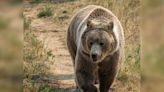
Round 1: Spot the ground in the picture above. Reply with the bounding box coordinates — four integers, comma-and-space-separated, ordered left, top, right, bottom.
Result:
24, 0, 140, 92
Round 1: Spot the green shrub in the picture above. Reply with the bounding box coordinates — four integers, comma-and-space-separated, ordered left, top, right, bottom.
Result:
24, 30, 55, 76
24, 17, 31, 30
31, 0, 43, 3
37, 6, 53, 18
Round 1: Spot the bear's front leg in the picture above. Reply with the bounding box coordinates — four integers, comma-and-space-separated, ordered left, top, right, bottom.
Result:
75, 53, 97, 92
98, 69, 117, 92
76, 70, 97, 92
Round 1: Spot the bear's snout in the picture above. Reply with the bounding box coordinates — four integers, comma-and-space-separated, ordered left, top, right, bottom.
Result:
91, 53, 98, 62
90, 44, 102, 62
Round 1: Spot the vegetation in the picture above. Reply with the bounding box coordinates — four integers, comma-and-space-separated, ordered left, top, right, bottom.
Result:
30, 0, 44, 3
24, 30, 54, 76
24, 17, 31, 30
87, 0, 141, 85
24, 17, 55, 91
24, 0, 141, 91
37, 5, 53, 18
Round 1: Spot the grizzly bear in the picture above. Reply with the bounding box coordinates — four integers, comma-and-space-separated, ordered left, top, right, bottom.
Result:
67, 5, 124, 92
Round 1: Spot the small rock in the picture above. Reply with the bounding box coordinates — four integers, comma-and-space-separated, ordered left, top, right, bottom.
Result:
63, 10, 67, 14
58, 15, 69, 20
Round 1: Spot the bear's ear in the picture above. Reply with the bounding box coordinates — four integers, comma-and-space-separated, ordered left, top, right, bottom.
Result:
107, 21, 114, 30
87, 20, 93, 29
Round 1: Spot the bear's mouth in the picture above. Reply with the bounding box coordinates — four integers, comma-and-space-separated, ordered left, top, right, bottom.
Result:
90, 54, 99, 63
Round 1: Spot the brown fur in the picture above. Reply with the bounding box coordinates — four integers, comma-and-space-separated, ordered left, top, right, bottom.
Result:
67, 5, 124, 92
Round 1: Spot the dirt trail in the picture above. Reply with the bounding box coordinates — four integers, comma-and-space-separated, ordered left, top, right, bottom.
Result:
24, 1, 140, 92
32, 17, 75, 89
24, 2, 80, 89
24, 2, 116, 91
38, 28, 75, 87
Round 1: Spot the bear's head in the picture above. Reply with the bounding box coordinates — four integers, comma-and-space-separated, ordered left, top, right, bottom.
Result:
81, 18, 118, 63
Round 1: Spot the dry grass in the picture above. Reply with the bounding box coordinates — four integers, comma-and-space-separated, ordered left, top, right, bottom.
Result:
23, 0, 141, 92
24, 16, 54, 76
87, 0, 141, 90
23, 17, 55, 91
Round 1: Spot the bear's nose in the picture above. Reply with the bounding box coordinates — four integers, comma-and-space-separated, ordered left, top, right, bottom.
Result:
92, 53, 97, 61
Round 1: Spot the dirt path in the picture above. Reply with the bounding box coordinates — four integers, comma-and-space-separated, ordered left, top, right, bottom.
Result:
24, 2, 81, 89
37, 29, 75, 87
24, 2, 117, 91
24, 1, 140, 92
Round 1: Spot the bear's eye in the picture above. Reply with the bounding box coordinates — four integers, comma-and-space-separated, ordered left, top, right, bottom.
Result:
100, 42, 104, 46
90, 42, 93, 46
